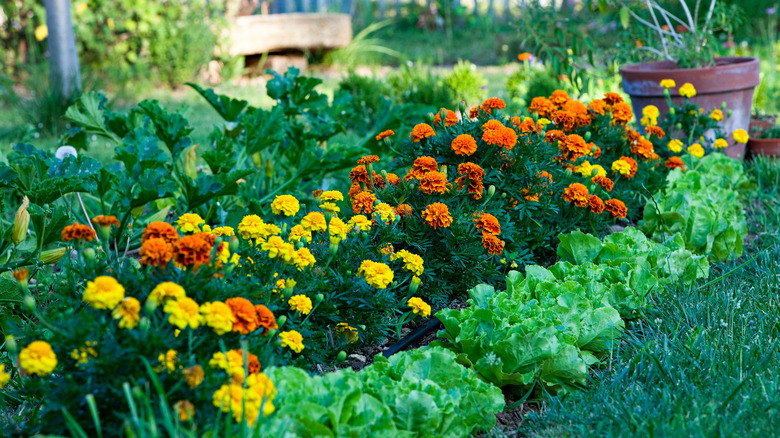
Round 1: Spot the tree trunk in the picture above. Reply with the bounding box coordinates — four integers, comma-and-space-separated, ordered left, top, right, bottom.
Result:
45, 0, 81, 100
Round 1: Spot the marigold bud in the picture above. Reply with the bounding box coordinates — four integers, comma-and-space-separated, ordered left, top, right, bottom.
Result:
12, 196, 30, 246
22, 295, 36, 312
721, 101, 727, 111
337, 351, 347, 362
584, 131, 591, 141
277, 315, 287, 328
315, 293, 324, 305
251, 152, 263, 169
458, 100, 467, 114
4, 335, 17, 354
265, 158, 273, 178
487, 185, 496, 197
82, 247, 96, 261
669, 106, 675, 115
409, 276, 421, 294
427, 112, 435, 123
38, 247, 66, 264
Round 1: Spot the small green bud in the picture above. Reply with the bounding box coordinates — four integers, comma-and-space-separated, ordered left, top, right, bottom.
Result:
22, 295, 36, 312
144, 299, 158, 315
669, 107, 676, 115
315, 294, 324, 305
4, 335, 17, 354
427, 112, 435, 123
458, 100, 467, 114
721, 101, 727, 111
337, 351, 347, 362
251, 152, 263, 169
267, 328, 277, 338
676, 123, 683, 131
584, 131, 592, 141
139, 317, 151, 334
487, 185, 496, 197
276, 315, 287, 329
82, 247, 96, 261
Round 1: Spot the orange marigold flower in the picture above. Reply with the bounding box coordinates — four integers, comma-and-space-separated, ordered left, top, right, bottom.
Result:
563, 183, 589, 208
611, 102, 633, 125
521, 188, 540, 202
589, 99, 607, 115
455, 162, 485, 199
140, 237, 174, 267
645, 125, 666, 138
312, 189, 324, 199
619, 156, 638, 178
482, 126, 517, 150
419, 171, 449, 195
375, 130, 395, 141
605, 199, 628, 219
451, 134, 477, 156
550, 89, 571, 107
92, 215, 120, 227
352, 191, 377, 214
480, 97, 506, 114
560, 134, 590, 159
405, 156, 438, 181
372, 172, 387, 190
348, 182, 362, 200
631, 137, 656, 159
357, 155, 380, 165
539, 170, 554, 185
143, 222, 180, 244
386, 173, 400, 185
255, 304, 278, 335
173, 235, 212, 268
516, 117, 538, 136
469, 106, 480, 119
349, 165, 372, 185
552, 110, 577, 131
589, 195, 605, 214
482, 232, 505, 255
421, 202, 453, 229
592, 174, 614, 192
665, 156, 685, 170
474, 213, 501, 235
529, 96, 555, 117
603, 92, 624, 106
410, 123, 436, 142
482, 119, 505, 131
433, 108, 458, 127
61, 223, 96, 242
396, 204, 413, 219
225, 297, 259, 335
517, 52, 533, 61
545, 129, 565, 145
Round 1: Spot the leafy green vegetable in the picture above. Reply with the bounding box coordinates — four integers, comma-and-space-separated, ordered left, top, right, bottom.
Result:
264, 347, 503, 437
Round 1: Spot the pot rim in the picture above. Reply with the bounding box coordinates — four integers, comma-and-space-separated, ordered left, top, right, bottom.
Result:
619, 56, 759, 75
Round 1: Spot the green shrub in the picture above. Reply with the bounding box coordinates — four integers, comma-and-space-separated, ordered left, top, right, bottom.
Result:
442, 60, 487, 106
386, 62, 454, 108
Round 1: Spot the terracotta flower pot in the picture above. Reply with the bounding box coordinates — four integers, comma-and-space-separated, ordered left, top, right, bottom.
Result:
620, 57, 760, 160
748, 138, 780, 158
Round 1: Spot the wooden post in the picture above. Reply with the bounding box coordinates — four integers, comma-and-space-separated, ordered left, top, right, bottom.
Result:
45, 0, 81, 100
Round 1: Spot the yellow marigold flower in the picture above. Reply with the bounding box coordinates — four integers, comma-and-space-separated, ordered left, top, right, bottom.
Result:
679, 83, 696, 98
294, 248, 316, 271
212, 226, 235, 237
590, 164, 606, 177
374, 203, 396, 225
35, 25, 48, 41
407, 297, 431, 318
380, 243, 394, 256
329, 217, 349, 240
288, 224, 312, 243
199, 301, 236, 335
710, 109, 724, 121
659, 79, 676, 88
642, 105, 659, 119
112, 297, 141, 329
261, 236, 296, 263
288, 295, 313, 315
667, 139, 684, 153
301, 212, 327, 232
184, 365, 204, 388
157, 350, 179, 373
391, 249, 424, 276
335, 322, 359, 343
320, 190, 344, 202
238, 215, 265, 240
0, 364, 11, 388
20, 341, 57, 376
174, 400, 195, 422
320, 202, 340, 214
575, 161, 594, 177
175, 213, 205, 233
213, 374, 275, 424
687, 143, 705, 158
279, 330, 305, 353
271, 195, 300, 216
611, 160, 632, 176
70, 341, 97, 365
164, 298, 201, 330
733, 129, 749, 144
216, 242, 230, 264
347, 215, 372, 232
713, 138, 728, 149
83, 276, 125, 310
149, 282, 186, 305
273, 279, 286, 294
358, 260, 395, 289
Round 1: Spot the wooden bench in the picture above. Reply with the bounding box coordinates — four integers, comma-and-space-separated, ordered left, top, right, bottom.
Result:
228, 13, 352, 56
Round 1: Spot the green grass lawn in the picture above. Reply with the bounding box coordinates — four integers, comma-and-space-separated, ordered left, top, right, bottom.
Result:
517, 158, 780, 437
